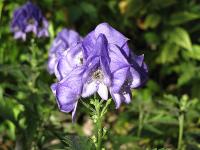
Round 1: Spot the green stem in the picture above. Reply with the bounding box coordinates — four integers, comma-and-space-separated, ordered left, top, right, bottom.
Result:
97, 116, 102, 150
94, 99, 102, 150
178, 113, 184, 150
0, 1, 3, 22
88, 98, 111, 150
137, 105, 144, 137
0, 1, 4, 40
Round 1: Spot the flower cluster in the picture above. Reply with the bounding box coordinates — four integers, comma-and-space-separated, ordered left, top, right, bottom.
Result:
11, 2, 49, 41
48, 28, 82, 75
50, 23, 148, 120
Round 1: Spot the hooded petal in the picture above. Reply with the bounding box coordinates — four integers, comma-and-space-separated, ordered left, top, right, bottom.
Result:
123, 93, 131, 104
58, 28, 81, 47
37, 28, 49, 37
25, 24, 37, 34
82, 81, 98, 98
94, 23, 129, 53
50, 83, 58, 95
68, 30, 82, 46
135, 54, 144, 67
110, 91, 123, 109
14, 31, 26, 41
97, 83, 108, 100
95, 34, 112, 86
66, 43, 84, 67
56, 57, 73, 80
82, 31, 95, 59
54, 66, 84, 113
112, 67, 129, 93
130, 59, 148, 88
129, 67, 141, 88
72, 101, 78, 122
48, 54, 57, 74
63, 66, 85, 94
109, 44, 129, 72
56, 85, 78, 113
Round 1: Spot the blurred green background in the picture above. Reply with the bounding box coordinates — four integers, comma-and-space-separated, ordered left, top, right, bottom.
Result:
0, 0, 200, 149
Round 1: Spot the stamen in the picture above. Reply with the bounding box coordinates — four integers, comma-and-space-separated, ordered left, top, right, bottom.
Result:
28, 18, 35, 24
92, 69, 103, 80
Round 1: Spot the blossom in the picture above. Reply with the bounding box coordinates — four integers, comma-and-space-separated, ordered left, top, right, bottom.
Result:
51, 66, 85, 121
55, 43, 84, 80
109, 44, 148, 108
11, 2, 49, 41
83, 23, 130, 59
48, 29, 82, 75
50, 22, 148, 119
81, 34, 111, 100
82, 23, 148, 108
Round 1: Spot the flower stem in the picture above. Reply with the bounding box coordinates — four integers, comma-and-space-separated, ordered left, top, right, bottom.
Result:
178, 113, 184, 150
89, 98, 111, 150
137, 105, 144, 137
97, 115, 102, 150
94, 98, 102, 150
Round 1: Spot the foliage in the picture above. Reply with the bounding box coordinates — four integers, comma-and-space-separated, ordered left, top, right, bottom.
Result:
0, 0, 200, 149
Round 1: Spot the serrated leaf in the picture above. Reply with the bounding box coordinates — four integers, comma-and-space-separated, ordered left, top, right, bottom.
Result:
169, 27, 192, 50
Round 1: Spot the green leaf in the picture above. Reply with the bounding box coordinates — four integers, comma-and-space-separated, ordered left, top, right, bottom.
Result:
80, 2, 97, 19
151, 0, 177, 9
144, 14, 161, 29
184, 45, 200, 60
0, 0, 3, 21
169, 12, 200, 25
144, 124, 163, 135
177, 63, 196, 86
0, 98, 17, 124
169, 27, 192, 50
144, 32, 160, 45
156, 43, 179, 64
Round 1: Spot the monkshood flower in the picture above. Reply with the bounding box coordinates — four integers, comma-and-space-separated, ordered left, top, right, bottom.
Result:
50, 22, 148, 119
48, 29, 82, 75
83, 23, 130, 59
83, 23, 147, 108
11, 2, 49, 41
109, 44, 148, 108
81, 34, 112, 100
54, 43, 84, 80
51, 66, 85, 121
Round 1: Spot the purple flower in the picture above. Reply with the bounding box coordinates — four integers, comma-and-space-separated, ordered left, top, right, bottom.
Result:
82, 23, 148, 108
81, 34, 111, 100
55, 43, 84, 80
11, 2, 49, 41
50, 22, 148, 120
109, 45, 148, 108
48, 29, 82, 75
51, 66, 85, 121
83, 23, 130, 59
